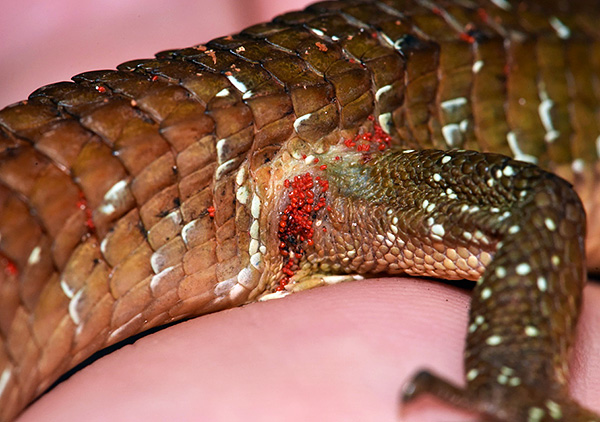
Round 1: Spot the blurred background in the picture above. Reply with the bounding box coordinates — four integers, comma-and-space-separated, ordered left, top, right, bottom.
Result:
0, 0, 312, 106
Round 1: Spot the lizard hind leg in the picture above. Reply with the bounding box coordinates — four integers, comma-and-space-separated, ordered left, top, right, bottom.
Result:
401, 370, 600, 421
401, 370, 492, 419
392, 150, 599, 421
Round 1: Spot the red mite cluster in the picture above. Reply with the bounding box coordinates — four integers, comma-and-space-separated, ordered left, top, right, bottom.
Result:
206, 206, 216, 218
342, 115, 391, 153
77, 191, 95, 231
277, 173, 330, 291
1, 254, 18, 277
272, 115, 391, 291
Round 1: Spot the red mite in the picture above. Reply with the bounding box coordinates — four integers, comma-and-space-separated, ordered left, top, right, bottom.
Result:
207, 206, 216, 218
275, 116, 386, 290
4, 259, 18, 276
77, 191, 96, 231
342, 115, 391, 154
277, 173, 329, 291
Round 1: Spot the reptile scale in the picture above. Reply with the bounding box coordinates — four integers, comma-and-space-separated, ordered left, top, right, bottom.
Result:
1, 0, 600, 420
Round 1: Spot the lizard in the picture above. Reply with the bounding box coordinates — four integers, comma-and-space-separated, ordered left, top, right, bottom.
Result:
1, 0, 600, 420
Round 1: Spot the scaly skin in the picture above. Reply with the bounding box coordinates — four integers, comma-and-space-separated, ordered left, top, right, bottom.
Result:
1, 1, 600, 421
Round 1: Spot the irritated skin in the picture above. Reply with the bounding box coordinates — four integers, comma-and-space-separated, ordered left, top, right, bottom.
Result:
2, 0, 600, 421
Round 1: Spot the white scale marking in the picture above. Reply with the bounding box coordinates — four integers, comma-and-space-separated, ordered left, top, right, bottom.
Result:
69, 289, 84, 325
431, 224, 445, 238
236, 185, 250, 204
27, 245, 42, 266
516, 263, 531, 276
215, 158, 237, 180
309, 27, 325, 36
472, 60, 484, 73
572, 158, 585, 174
544, 218, 557, 231
466, 368, 479, 381
236, 167, 246, 186
545, 400, 562, 419
214, 276, 237, 297
508, 225, 520, 234
440, 97, 467, 113
0, 368, 12, 400
150, 266, 176, 293
538, 85, 560, 142
98, 179, 129, 216
181, 220, 198, 246
150, 251, 167, 274
490, 0, 512, 11
250, 220, 260, 239
528, 407, 545, 422
250, 252, 262, 269
537, 276, 548, 292
304, 155, 317, 165
251, 195, 261, 219
378, 112, 393, 134
486, 335, 503, 345
60, 279, 76, 299
249, 239, 260, 255
104, 180, 128, 202
216, 88, 230, 97
226, 74, 248, 93
506, 132, 538, 164
481, 287, 492, 300
375, 84, 392, 102
237, 267, 254, 288
503, 165, 515, 177
549, 16, 570, 40
538, 99, 555, 132
525, 325, 540, 337
166, 211, 182, 226
293, 113, 312, 133
216, 138, 228, 164
442, 124, 462, 147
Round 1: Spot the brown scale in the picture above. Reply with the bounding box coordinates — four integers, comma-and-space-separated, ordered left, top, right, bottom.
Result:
1, 0, 600, 421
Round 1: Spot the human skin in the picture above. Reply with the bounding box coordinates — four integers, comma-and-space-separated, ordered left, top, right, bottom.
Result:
2, 1, 600, 421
